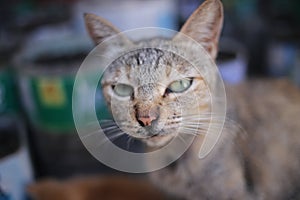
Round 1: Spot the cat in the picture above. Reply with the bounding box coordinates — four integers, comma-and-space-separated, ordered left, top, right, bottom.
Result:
83, 0, 300, 199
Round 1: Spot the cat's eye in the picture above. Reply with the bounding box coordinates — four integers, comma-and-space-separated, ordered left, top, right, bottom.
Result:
167, 78, 193, 93
113, 84, 134, 97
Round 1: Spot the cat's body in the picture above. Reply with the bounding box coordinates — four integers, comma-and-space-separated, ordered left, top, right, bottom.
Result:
83, 0, 300, 199
150, 79, 300, 200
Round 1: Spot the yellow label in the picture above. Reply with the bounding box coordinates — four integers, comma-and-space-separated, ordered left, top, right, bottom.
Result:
38, 78, 66, 107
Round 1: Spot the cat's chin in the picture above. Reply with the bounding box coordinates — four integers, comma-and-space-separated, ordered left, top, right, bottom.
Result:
143, 134, 175, 148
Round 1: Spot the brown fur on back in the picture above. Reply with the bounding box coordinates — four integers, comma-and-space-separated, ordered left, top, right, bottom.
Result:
227, 79, 300, 199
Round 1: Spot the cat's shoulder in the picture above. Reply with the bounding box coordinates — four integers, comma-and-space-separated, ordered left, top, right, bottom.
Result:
226, 78, 300, 119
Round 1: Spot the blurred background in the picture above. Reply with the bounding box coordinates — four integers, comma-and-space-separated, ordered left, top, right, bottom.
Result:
0, 0, 299, 199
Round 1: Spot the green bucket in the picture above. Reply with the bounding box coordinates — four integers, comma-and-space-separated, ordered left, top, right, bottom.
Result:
15, 37, 111, 133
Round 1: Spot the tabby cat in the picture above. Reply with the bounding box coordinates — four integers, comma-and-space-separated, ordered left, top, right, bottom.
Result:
83, 0, 300, 199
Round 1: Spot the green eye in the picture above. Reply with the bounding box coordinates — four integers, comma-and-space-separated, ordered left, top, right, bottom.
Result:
167, 78, 192, 93
113, 84, 134, 97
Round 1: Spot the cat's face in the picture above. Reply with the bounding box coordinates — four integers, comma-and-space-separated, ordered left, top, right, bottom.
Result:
101, 44, 211, 146
84, 0, 223, 147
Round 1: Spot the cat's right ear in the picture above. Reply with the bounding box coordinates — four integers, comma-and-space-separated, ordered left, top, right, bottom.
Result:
174, 0, 223, 60
84, 13, 129, 45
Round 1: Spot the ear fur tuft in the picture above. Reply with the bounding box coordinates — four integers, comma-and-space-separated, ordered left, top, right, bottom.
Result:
175, 0, 224, 60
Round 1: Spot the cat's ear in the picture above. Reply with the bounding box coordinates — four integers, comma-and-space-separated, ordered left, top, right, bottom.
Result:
84, 13, 130, 45
174, 0, 223, 60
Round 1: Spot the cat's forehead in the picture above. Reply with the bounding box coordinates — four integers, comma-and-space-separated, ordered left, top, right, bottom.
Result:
102, 45, 200, 86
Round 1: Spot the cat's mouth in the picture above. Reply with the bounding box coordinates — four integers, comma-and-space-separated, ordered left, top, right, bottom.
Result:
114, 121, 177, 147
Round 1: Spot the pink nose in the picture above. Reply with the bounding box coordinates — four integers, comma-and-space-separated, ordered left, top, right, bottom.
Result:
138, 116, 157, 127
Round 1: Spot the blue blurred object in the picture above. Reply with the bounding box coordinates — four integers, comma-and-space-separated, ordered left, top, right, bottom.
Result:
267, 41, 298, 77
217, 38, 248, 84
0, 187, 11, 200
0, 117, 33, 200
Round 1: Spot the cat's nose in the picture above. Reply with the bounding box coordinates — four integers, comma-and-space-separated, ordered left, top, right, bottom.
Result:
136, 105, 159, 127
137, 116, 157, 127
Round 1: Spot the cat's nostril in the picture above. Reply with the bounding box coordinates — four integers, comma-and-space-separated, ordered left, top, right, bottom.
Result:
137, 116, 157, 127
136, 105, 160, 127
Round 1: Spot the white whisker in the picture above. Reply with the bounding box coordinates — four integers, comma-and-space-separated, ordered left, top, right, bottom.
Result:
101, 125, 119, 132
105, 127, 126, 135
126, 136, 134, 150
177, 134, 188, 145
179, 130, 203, 136
80, 129, 102, 139
96, 131, 125, 148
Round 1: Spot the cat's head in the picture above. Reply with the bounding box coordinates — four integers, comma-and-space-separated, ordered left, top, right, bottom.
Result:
84, 0, 223, 147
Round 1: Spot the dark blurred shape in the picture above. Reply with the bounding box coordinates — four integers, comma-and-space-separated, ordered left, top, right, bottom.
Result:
0, 118, 20, 159
27, 175, 168, 200
0, 0, 71, 32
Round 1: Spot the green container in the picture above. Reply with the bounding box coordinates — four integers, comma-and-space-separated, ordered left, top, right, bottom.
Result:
15, 36, 111, 133
19, 73, 76, 132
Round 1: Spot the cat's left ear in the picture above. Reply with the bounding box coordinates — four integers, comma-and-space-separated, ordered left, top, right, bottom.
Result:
84, 13, 131, 45
174, 0, 223, 60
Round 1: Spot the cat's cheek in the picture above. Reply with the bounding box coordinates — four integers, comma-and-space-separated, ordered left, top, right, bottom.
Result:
102, 87, 113, 105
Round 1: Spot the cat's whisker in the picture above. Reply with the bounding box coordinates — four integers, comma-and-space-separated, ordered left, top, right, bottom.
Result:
101, 123, 118, 128
105, 127, 126, 136
181, 121, 226, 126
107, 132, 125, 140
83, 119, 113, 129
181, 121, 224, 126
118, 123, 139, 129
181, 117, 225, 121
101, 125, 119, 132
181, 119, 222, 122
171, 121, 219, 126
181, 117, 248, 138
126, 135, 134, 150
96, 131, 125, 148
80, 125, 124, 139
181, 123, 224, 131
222, 120, 248, 137
180, 118, 225, 122
179, 127, 207, 136
180, 123, 207, 128
177, 134, 188, 145
181, 112, 224, 117
82, 126, 125, 147
178, 132, 198, 137
100, 122, 118, 127
180, 126, 206, 132
186, 125, 225, 133
100, 121, 120, 125
80, 129, 103, 139
181, 129, 210, 135
181, 115, 226, 119
178, 130, 199, 136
